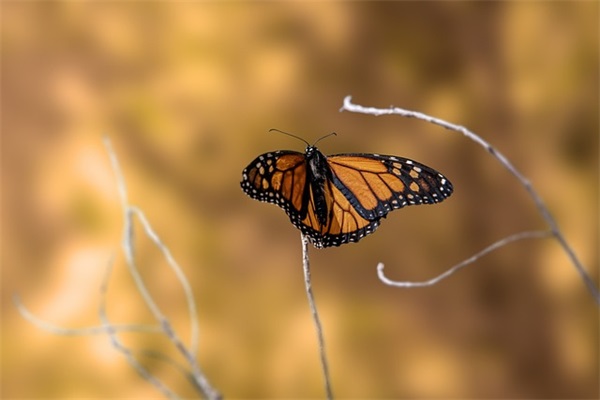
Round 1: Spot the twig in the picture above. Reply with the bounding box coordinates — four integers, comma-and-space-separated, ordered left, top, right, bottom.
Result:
301, 234, 333, 400
97, 255, 179, 399
13, 293, 161, 336
378, 230, 552, 288
103, 137, 221, 400
104, 136, 166, 325
126, 206, 219, 399
17, 139, 221, 398
340, 95, 600, 305
129, 206, 199, 355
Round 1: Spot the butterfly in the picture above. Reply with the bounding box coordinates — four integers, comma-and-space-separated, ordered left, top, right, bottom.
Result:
240, 130, 453, 248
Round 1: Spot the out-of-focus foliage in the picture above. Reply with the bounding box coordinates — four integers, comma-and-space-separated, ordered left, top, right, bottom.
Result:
2, 2, 597, 398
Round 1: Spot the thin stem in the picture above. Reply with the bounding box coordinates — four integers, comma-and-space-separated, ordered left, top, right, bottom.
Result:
16, 137, 221, 399
301, 234, 333, 400
13, 293, 161, 336
378, 230, 552, 288
130, 206, 200, 356
98, 253, 178, 399
104, 137, 165, 319
103, 136, 221, 399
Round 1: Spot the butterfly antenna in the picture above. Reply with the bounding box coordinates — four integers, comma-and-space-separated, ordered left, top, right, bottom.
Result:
269, 128, 310, 147
312, 132, 337, 146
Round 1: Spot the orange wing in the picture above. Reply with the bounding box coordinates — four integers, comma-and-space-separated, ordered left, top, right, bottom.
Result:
327, 154, 453, 220
241, 150, 307, 215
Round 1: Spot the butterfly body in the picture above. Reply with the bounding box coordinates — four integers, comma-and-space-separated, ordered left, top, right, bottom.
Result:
241, 145, 453, 248
305, 146, 332, 226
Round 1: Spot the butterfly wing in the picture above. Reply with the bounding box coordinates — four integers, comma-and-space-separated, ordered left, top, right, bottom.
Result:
326, 153, 453, 220
241, 150, 308, 218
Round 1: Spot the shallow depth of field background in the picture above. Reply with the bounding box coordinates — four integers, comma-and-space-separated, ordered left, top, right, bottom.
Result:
2, 2, 598, 399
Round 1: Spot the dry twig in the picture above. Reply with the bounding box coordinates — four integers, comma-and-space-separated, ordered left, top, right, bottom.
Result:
340, 95, 599, 305
15, 137, 221, 399
301, 234, 333, 400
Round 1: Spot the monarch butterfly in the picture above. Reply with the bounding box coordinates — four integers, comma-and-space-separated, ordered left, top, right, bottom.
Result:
240, 130, 453, 248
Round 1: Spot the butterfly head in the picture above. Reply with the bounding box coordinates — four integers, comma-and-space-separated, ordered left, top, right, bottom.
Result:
305, 145, 317, 158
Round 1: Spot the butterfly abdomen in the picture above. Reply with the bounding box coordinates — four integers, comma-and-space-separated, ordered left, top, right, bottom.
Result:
305, 146, 331, 226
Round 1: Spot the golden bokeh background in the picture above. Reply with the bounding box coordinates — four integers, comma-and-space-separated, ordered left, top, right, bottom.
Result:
2, 2, 598, 399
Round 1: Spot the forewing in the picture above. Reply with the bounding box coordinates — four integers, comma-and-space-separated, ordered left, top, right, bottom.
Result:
327, 154, 453, 220
241, 151, 308, 220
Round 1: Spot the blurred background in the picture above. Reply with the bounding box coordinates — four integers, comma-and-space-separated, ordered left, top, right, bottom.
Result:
2, 2, 598, 398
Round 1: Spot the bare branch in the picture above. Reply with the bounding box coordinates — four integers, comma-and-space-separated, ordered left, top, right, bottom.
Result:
378, 230, 552, 288
129, 206, 199, 356
13, 293, 161, 336
97, 254, 179, 399
103, 137, 221, 400
301, 234, 333, 400
340, 96, 599, 305
17, 137, 221, 399
125, 207, 217, 398
104, 137, 166, 322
